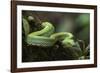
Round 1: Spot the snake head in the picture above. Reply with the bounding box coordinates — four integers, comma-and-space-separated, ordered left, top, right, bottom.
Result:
62, 39, 75, 48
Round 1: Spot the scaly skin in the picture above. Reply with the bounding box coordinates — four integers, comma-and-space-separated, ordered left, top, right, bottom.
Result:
23, 18, 75, 47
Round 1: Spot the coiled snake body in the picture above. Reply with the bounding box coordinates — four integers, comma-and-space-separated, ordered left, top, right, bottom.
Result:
23, 18, 75, 48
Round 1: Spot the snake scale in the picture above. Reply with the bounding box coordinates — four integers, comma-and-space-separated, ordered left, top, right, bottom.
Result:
23, 18, 75, 48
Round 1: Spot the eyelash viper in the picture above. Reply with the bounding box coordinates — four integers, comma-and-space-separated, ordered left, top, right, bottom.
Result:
23, 18, 75, 48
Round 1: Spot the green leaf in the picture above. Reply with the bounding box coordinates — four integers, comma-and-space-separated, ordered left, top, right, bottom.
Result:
22, 18, 30, 36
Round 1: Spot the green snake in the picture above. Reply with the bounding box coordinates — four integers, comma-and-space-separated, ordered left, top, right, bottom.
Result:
23, 18, 75, 48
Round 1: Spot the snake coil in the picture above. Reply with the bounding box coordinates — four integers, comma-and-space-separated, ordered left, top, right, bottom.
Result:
23, 18, 75, 48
